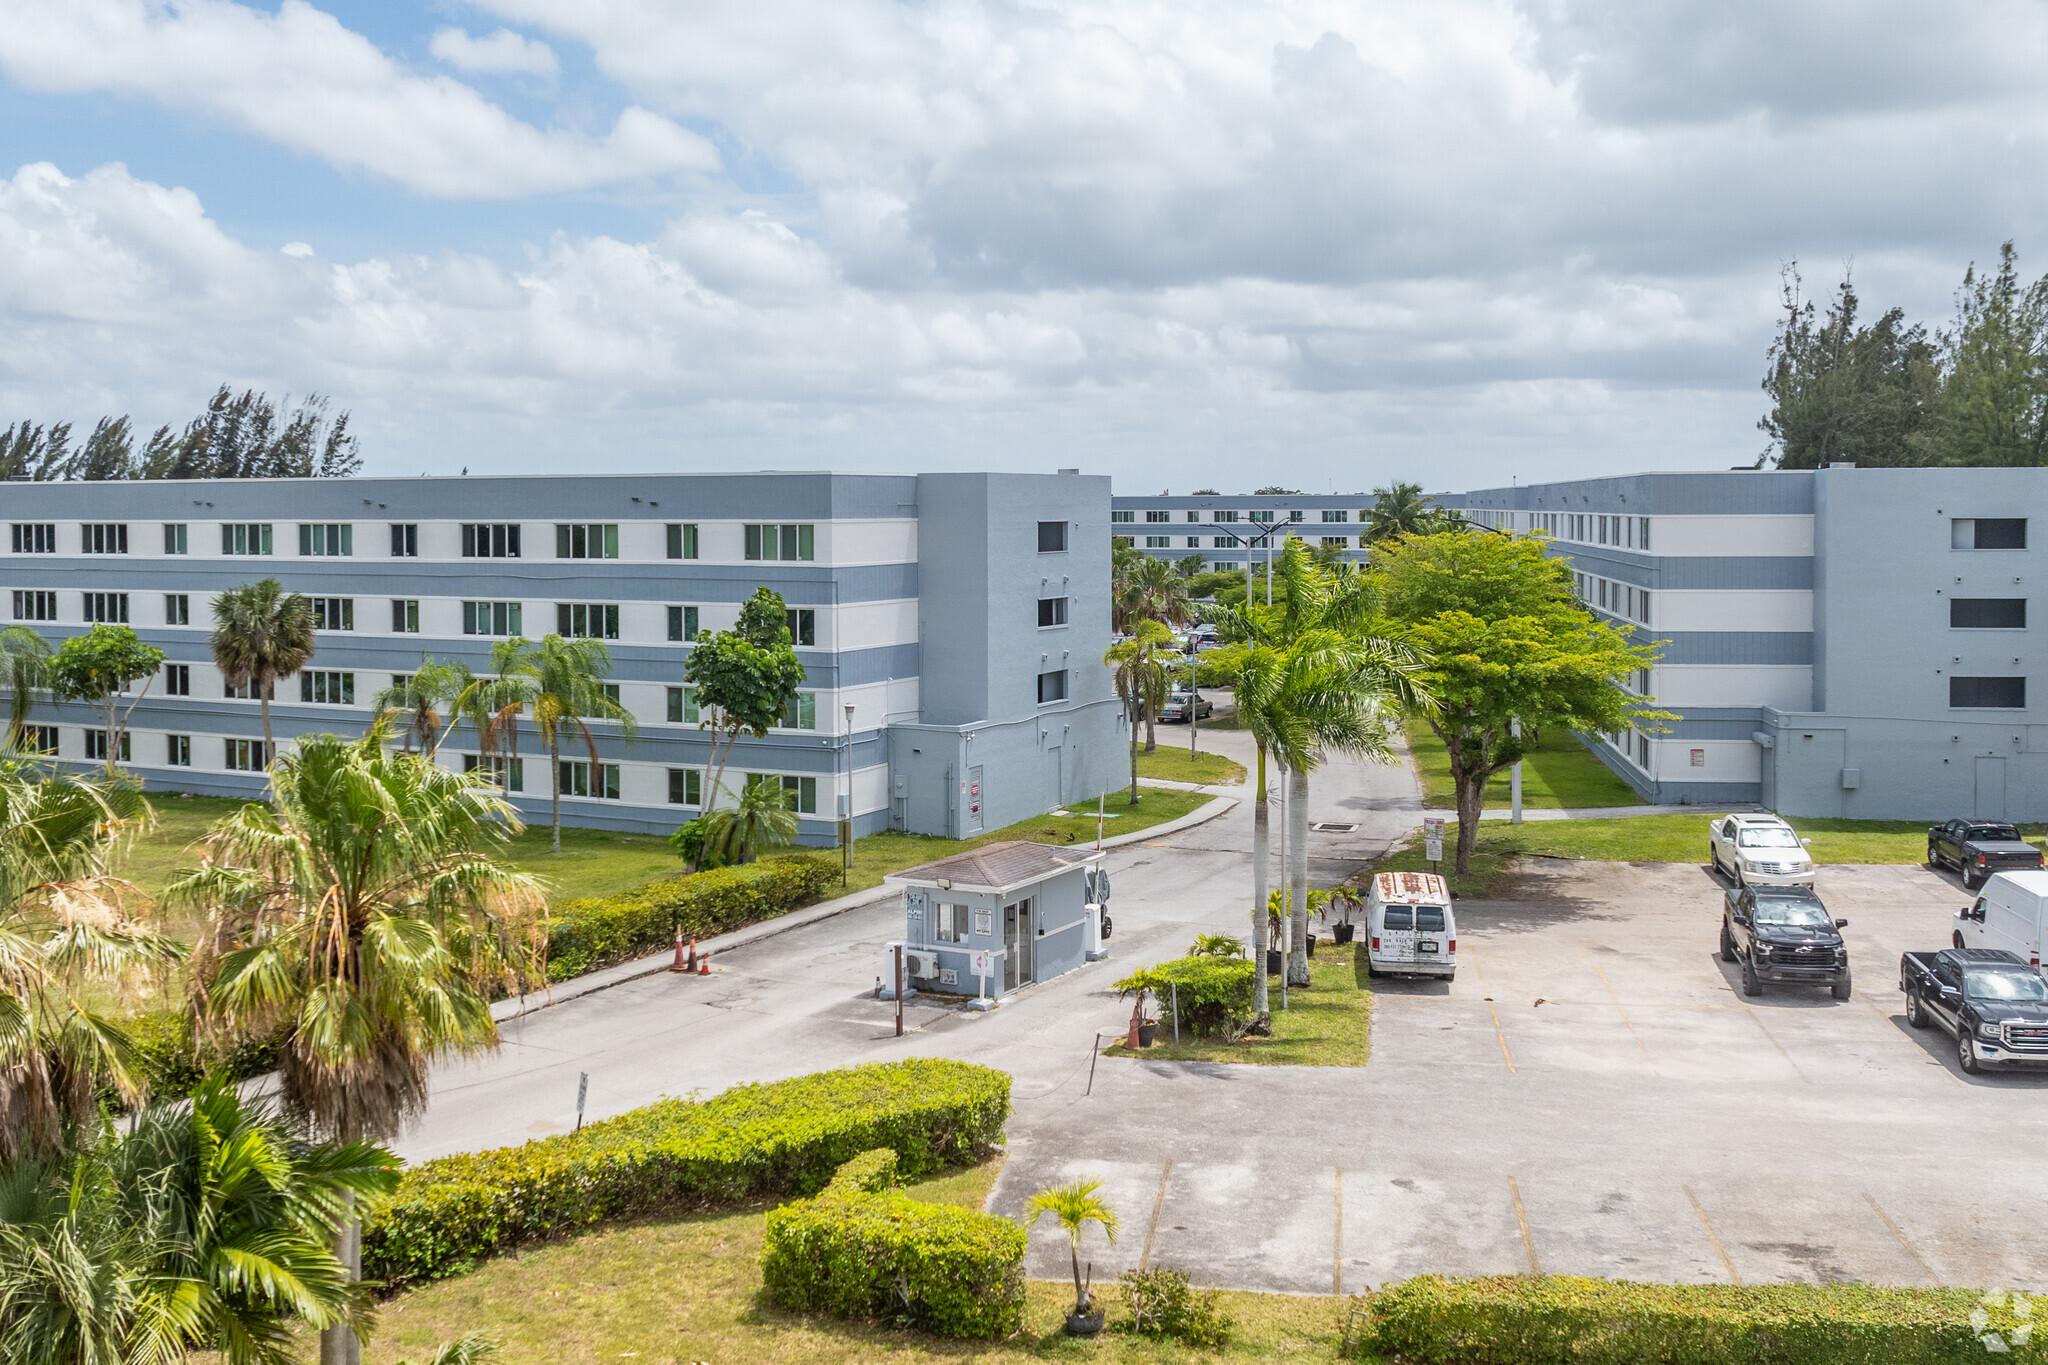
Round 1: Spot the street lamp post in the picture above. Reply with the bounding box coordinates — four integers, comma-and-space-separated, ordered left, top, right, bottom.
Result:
841, 703, 856, 880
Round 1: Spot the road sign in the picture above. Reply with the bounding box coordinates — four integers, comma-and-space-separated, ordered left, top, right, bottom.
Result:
1425, 837, 1444, 862
1423, 815, 1445, 863
970, 949, 993, 978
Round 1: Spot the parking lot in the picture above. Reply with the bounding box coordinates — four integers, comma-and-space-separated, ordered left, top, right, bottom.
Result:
997, 856, 2048, 1295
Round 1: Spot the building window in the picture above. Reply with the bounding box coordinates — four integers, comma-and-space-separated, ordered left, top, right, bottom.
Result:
1637, 517, 1651, 550
668, 605, 699, 642
1110, 510, 1134, 523
462, 754, 524, 792
310, 597, 354, 631
556, 523, 619, 559
1213, 510, 1238, 524
80, 523, 128, 554
786, 608, 815, 645
463, 601, 523, 636
668, 768, 702, 806
665, 523, 700, 560
10, 523, 55, 553
1037, 520, 1068, 552
1213, 536, 1239, 549
221, 523, 273, 556
745, 523, 816, 561
1038, 597, 1068, 627
18, 725, 57, 754
84, 730, 130, 763
461, 523, 521, 558
12, 590, 55, 622
1145, 536, 1170, 548
392, 599, 420, 633
165, 593, 190, 626
1951, 598, 2027, 629
1954, 518, 2028, 550
1951, 676, 2026, 708
556, 603, 619, 639
300, 671, 355, 705
558, 760, 621, 799
783, 693, 818, 730
752, 773, 818, 815
163, 524, 188, 555
161, 663, 190, 696
225, 679, 274, 701
1038, 669, 1068, 703
165, 734, 191, 767
224, 738, 270, 770
1636, 733, 1650, 768
1249, 510, 1273, 524
667, 686, 699, 723
934, 902, 970, 942
1321, 536, 1348, 547
298, 523, 352, 557
1145, 510, 1171, 523
83, 592, 129, 624
389, 523, 418, 557
1321, 510, 1349, 523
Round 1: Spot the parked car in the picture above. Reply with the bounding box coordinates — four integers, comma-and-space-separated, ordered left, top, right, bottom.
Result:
1719, 884, 1851, 998
1160, 687, 1213, 723
1900, 947, 2048, 1074
1707, 812, 1815, 886
1953, 869, 2048, 961
1364, 870, 1456, 981
1927, 819, 2044, 889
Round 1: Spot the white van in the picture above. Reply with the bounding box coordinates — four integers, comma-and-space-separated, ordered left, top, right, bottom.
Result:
1365, 870, 1457, 980
1955, 870, 2048, 969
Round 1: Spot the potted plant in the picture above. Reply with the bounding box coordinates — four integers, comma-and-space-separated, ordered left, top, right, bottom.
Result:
1027, 1179, 1121, 1335
1115, 967, 1164, 1048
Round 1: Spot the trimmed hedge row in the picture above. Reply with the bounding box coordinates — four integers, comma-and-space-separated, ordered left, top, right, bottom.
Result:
545, 853, 840, 980
1122, 955, 1256, 1036
361, 1059, 1011, 1289
761, 1148, 1027, 1340
1362, 1275, 2045, 1364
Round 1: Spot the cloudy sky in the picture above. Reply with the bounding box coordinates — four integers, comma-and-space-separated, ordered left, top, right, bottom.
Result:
1, 0, 2044, 490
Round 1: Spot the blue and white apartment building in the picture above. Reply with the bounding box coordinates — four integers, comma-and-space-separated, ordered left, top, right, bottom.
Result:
3, 471, 1123, 842
1112, 493, 1377, 573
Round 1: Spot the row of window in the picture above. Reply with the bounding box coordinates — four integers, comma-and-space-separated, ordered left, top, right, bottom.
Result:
1575, 572, 1652, 626
1113, 509, 1326, 525
1138, 534, 1356, 550
7, 520, 806, 563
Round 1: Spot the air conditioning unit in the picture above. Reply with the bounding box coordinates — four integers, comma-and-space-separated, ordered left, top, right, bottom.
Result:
905, 950, 939, 979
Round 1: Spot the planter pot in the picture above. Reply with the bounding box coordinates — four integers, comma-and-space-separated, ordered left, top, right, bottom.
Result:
1307, 934, 1318, 957
1138, 1022, 1159, 1048
1066, 1308, 1106, 1337
1333, 923, 1355, 944
1266, 949, 1284, 975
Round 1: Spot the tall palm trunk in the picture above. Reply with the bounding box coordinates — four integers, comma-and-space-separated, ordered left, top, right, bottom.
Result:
1127, 709, 1141, 805
1143, 694, 1157, 753
321, 1194, 361, 1365
548, 736, 562, 854
258, 669, 275, 762
1287, 764, 1311, 986
1251, 745, 1270, 1026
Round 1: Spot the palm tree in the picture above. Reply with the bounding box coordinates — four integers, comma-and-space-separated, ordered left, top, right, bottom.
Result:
170, 721, 546, 1365
694, 775, 798, 866
1364, 481, 1448, 544
0, 755, 181, 1161
396, 1337, 499, 1365
1112, 550, 1195, 637
1105, 620, 1174, 802
371, 658, 470, 757
1026, 1179, 1120, 1319
496, 635, 637, 853
209, 579, 315, 761
0, 625, 51, 750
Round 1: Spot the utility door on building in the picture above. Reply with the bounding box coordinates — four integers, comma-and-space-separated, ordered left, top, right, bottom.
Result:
966, 765, 985, 834
1003, 896, 1033, 990
1977, 756, 2009, 820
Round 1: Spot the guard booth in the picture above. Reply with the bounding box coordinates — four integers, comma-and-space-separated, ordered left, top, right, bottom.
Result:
883, 841, 1104, 1001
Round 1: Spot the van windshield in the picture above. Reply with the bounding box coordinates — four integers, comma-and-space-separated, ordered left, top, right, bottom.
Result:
1416, 907, 1447, 932
1738, 827, 1801, 848
1382, 907, 1413, 931
1967, 972, 2048, 1003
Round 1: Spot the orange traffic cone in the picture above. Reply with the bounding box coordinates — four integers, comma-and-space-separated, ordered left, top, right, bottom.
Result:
672, 930, 687, 972
698, 951, 710, 976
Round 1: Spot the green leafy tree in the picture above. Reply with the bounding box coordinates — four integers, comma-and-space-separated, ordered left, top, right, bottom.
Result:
1922, 241, 2048, 467
496, 635, 636, 854
1759, 263, 1937, 469
170, 723, 545, 1365
1374, 530, 1668, 875
1111, 548, 1193, 638
209, 580, 316, 760
1173, 552, 1209, 578
48, 626, 167, 772
681, 588, 806, 835
1, 625, 51, 750
1026, 1179, 1120, 1317
693, 776, 799, 866
0, 757, 181, 1162
1105, 621, 1174, 799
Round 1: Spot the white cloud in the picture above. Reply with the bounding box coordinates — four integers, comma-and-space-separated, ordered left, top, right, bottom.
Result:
0, 0, 713, 197
429, 26, 558, 79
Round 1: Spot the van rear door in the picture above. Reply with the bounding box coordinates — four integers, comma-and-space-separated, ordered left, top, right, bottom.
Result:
1415, 905, 1451, 965
1377, 905, 1417, 965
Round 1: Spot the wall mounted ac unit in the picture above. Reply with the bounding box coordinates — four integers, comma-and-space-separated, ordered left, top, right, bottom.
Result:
905, 950, 939, 979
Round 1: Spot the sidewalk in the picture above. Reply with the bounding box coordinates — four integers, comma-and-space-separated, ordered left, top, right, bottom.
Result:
1421, 802, 1761, 823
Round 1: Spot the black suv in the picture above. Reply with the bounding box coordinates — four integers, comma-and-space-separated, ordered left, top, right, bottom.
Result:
1719, 884, 1851, 999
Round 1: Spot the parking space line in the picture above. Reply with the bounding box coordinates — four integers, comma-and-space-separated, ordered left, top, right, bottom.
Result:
1138, 1158, 1174, 1270
1333, 1167, 1343, 1296
1684, 1185, 1743, 1284
1468, 953, 1517, 1073
1731, 999, 1812, 1082
1864, 1191, 1941, 1282
1508, 1176, 1541, 1274
1580, 946, 1662, 1078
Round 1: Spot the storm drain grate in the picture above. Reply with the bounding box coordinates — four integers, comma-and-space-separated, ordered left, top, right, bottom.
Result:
1310, 822, 1358, 833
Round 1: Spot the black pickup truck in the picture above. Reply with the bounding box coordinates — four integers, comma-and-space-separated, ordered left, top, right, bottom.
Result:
1927, 819, 2044, 889
1720, 884, 1851, 998
1900, 948, 2048, 1074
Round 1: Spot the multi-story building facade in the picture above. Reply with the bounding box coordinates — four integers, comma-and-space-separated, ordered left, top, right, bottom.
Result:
2, 471, 1122, 842
1461, 466, 2048, 821
1109, 492, 1381, 574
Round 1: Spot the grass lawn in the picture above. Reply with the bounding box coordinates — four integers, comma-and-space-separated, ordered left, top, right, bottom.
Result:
1129, 743, 1245, 786
1103, 947, 1370, 1066
1405, 718, 1642, 810
363, 1157, 1350, 1365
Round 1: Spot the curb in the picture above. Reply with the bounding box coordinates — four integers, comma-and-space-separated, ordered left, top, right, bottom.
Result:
491, 793, 1241, 1023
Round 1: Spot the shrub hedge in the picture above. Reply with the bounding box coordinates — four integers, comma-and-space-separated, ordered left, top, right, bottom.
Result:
119, 1011, 279, 1102
544, 852, 839, 980
361, 1059, 1010, 1289
760, 1149, 1027, 1339
1118, 1266, 1233, 1346
1362, 1275, 2046, 1365
1124, 955, 1256, 1036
